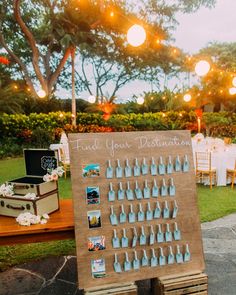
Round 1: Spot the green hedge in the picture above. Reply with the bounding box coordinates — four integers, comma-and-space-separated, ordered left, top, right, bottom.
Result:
0, 111, 236, 158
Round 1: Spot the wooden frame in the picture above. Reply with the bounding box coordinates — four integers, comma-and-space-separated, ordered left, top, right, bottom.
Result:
195, 152, 216, 189
69, 131, 205, 290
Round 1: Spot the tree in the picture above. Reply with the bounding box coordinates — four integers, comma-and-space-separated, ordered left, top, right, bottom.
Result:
192, 42, 236, 111
0, 0, 216, 100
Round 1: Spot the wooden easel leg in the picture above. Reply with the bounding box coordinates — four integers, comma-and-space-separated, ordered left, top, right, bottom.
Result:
84, 282, 137, 295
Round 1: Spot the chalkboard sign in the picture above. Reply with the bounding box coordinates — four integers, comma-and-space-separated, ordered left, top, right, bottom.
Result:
69, 131, 205, 290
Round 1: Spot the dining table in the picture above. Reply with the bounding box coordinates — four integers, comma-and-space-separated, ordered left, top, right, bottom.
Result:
192, 135, 236, 186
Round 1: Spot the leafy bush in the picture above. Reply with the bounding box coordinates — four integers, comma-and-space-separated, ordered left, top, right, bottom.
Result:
0, 111, 236, 159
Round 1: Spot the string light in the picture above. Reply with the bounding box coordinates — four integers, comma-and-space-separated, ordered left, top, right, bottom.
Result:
233, 77, 236, 87
110, 11, 114, 17
195, 60, 210, 77
37, 89, 46, 98
183, 94, 191, 102
137, 96, 144, 105
127, 24, 146, 47
88, 95, 96, 103
229, 87, 236, 95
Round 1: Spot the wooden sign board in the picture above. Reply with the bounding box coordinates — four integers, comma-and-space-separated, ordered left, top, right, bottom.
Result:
69, 131, 205, 290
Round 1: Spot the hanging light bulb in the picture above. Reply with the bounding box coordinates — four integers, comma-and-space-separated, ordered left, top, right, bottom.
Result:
137, 96, 144, 105
195, 60, 210, 77
183, 94, 192, 102
37, 89, 46, 98
88, 95, 96, 103
229, 87, 236, 95
232, 77, 236, 87
127, 24, 146, 47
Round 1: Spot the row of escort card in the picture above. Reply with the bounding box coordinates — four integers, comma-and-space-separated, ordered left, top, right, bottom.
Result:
106, 155, 189, 178
109, 201, 178, 225
111, 222, 181, 249
108, 179, 176, 201
113, 244, 191, 273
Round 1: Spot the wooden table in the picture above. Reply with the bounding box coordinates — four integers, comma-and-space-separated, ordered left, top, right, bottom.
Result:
0, 199, 75, 246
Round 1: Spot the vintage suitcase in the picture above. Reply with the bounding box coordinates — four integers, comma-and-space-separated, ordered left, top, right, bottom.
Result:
0, 149, 60, 217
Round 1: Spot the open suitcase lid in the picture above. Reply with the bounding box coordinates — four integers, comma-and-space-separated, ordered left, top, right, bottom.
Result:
24, 149, 58, 177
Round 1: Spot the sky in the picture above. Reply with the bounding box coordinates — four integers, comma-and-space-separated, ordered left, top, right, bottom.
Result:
58, 0, 236, 100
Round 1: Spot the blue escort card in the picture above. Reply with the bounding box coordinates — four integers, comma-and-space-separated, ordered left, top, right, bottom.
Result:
165, 223, 172, 242
183, 154, 189, 172
157, 224, 164, 243
108, 182, 116, 201
141, 157, 148, 175
176, 245, 184, 263
158, 156, 166, 175
125, 159, 132, 177
167, 156, 173, 174
174, 222, 181, 241
143, 180, 151, 199
133, 158, 141, 177
150, 157, 157, 176
151, 249, 158, 267
161, 179, 168, 197
110, 206, 118, 226
172, 200, 178, 219
175, 155, 181, 172
134, 181, 143, 199
119, 204, 127, 224
169, 178, 176, 196
152, 179, 159, 197
149, 225, 155, 245
141, 250, 149, 267
112, 229, 120, 248
138, 203, 145, 222
168, 246, 175, 264
184, 244, 191, 262
118, 182, 125, 200
140, 226, 147, 245
126, 181, 134, 200
114, 253, 122, 273
121, 228, 129, 248
132, 227, 138, 248
124, 252, 132, 272
106, 160, 113, 179
128, 204, 136, 223
116, 159, 123, 178
133, 251, 140, 270
146, 202, 153, 221
159, 247, 166, 266
154, 201, 161, 219
163, 201, 170, 219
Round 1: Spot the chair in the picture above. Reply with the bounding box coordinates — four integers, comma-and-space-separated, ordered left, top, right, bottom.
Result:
195, 152, 216, 189
59, 147, 70, 179
226, 160, 236, 189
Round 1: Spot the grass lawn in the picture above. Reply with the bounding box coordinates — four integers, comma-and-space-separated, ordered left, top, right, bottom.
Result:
0, 157, 236, 270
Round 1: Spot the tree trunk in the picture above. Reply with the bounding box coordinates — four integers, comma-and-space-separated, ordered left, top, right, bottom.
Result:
71, 47, 76, 127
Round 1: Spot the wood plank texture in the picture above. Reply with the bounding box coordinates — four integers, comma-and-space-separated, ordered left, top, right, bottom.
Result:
0, 199, 74, 245
69, 131, 205, 290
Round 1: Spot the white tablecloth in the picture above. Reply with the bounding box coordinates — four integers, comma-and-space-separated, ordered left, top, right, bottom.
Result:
192, 137, 236, 186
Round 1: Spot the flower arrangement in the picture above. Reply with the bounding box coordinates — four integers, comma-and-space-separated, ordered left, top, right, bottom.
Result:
0, 183, 14, 197
16, 212, 49, 226
43, 166, 64, 182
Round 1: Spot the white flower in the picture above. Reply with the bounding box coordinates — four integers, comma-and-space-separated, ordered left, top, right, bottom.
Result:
0, 183, 14, 197
43, 166, 64, 182
42, 213, 49, 219
16, 212, 49, 226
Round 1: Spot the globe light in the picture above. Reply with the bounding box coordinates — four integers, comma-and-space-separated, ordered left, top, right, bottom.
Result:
88, 95, 96, 103
232, 77, 236, 87
127, 24, 146, 47
183, 94, 192, 102
229, 87, 236, 95
195, 60, 210, 77
137, 96, 144, 105
37, 89, 46, 98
